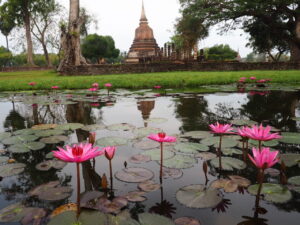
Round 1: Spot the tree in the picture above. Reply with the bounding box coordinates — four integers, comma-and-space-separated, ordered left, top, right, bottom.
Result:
58, 0, 87, 72
0, 46, 12, 67
178, 0, 300, 62
81, 34, 120, 63
206, 44, 237, 61
0, 11, 15, 51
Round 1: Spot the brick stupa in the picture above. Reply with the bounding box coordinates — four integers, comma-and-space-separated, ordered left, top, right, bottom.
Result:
126, 1, 160, 63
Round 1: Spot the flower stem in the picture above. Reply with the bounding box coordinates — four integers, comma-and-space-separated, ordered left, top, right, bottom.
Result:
109, 159, 113, 191
242, 139, 246, 161
258, 140, 262, 152
255, 169, 264, 209
76, 162, 81, 218
160, 142, 163, 179
218, 135, 223, 171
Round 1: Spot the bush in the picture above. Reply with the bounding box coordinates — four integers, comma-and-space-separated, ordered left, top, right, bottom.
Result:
0, 46, 13, 67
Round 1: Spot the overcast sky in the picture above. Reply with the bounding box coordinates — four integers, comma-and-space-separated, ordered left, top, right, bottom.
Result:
0, 0, 252, 57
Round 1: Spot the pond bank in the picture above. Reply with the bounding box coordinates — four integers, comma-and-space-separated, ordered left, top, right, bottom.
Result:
0, 70, 300, 91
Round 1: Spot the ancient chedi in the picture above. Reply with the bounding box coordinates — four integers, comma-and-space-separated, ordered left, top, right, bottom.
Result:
126, 1, 160, 63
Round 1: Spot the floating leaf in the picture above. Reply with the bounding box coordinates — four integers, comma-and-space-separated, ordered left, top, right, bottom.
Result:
2, 135, 38, 145
134, 127, 162, 138
248, 183, 292, 203
145, 118, 168, 124
35, 129, 65, 137
0, 132, 11, 141
80, 191, 103, 207
51, 203, 77, 218
47, 211, 76, 225
124, 191, 147, 202
288, 176, 300, 186
213, 138, 238, 148
174, 143, 209, 154
264, 168, 280, 177
0, 163, 25, 177
133, 140, 160, 150
0, 203, 34, 223
163, 155, 196, 169
32, 124, 57, 130
8, 142, 46, 153
263, 140, 279, 147
115, 167, 154, 183
36, 160, 67, 171
211, 179, 238, 193
46, 151, 54, 159
228, 175, 251, 187
174, 217, 201, 225
20, 208, 46, 225
280, 154, 300, 167
181, 131, 213, 139
176, 184, 222, 208
162, 167, 183, 179
129, 154, 151, 164
0, 156, 9, 164
107, 123, 135, 131
138, 213, 175, 225
14, 129, 36, 135
138, 180, 161, 192
97, 196, 128, 214
230, 119, 257, 126
200, 137, 219, 146
40, 135, 68, 144
222, 148, 242, 156
210, 157, 246, 171
96, 136, 128, 147
56, 123, 84, 131
81, 124, 106, 132
195, 152, 217, 160
141, 149, 175, 161
280, 132, 300, 144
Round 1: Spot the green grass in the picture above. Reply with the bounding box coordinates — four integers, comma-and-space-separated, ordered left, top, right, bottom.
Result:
0, 70, 300, 91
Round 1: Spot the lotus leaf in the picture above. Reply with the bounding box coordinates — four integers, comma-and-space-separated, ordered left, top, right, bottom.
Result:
263, 140, 279, 147
288, 176, 300, 186
211, 179, 238, 192
0, 203, 35, 222
174, 217, 201, 225
248, 183, 292, 203
81, 124, 106, 131
138, 180, 161, 192
280, 154, 300, 167
210, 157, 246, 171
0, 156, 9, 164
31, 124, 57, 130
138, 213, 175, 225
133, 140, 160, 150
230, 119, 257, 126
222, 148, 242, 156
96, 196, 128, 214
134, 127, 162, 138
35, 129, 64, 137
96, 136, 128, 147
107, 123, 135, 131
181, 131, 213, 139
0, 163, 25, 177
8, 142, 46, 153
56, 123, 84, 130
129, 154, 151, 164
200, 137, 219, 146
176, 184, 222, 208
162, 167, 183, 179
14, 129, 36, 135
280, 132, 300, 144
2, 135, 38, 145
124, 191, 147, 202
174, 143, 209, 154
0, 132, 11, 141
115, 167, 154, 183
40, 135, 68, 144
36, 160, 67, 171
163, 155, 196, 169
141, 149, 175, 161
195, 152, 217, 160
20, 208, 46, 225
145, 118, 168, 124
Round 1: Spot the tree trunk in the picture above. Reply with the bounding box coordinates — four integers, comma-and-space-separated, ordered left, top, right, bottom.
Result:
290, 16, 300, 62
24, 1, 35, 66
57, 0, 86, 72
42, 42, 52, 67
5, 35, 9, 51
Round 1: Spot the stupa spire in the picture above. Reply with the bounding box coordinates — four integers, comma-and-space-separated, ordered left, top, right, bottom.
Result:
140, 0, 148, 24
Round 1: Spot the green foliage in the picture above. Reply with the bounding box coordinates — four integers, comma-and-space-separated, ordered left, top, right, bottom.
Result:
9, 53, 59, 67
81, 34, 120, 63
206, 45, 237, 61
0, 46, 12, 67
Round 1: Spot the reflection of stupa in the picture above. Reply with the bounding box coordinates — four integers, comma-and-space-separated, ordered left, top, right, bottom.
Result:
126, 1, 160, 63
137, 100, 155, 127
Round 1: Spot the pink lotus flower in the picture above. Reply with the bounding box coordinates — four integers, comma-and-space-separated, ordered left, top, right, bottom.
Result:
103, 146, 116, 160
104, 83, 112, 87
153, 85, 162, 89
238, 79, 245, 83
88, 88, 98, 92
243, 124, 281, 141
240, 77, 247, 80
28, 82, 36, 86
51, 86, 59, 89
53, 143, 103, 163
209, 122, 233, 134
248, 147, 279, 169
148, 132, 177, 143
237, 126, 248, 138
92, 83, 99, 88
250, 77, 256, 80
256, 79, 267, 83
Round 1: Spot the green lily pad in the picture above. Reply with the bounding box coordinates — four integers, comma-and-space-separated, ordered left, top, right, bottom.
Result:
210, 157, 246, 171
263, 140, 279, 147
107, 123, 135, 131
40, 135, 68, 144
163, 155, 197, 169
213, 138, 238, 148
195, 152, 217, 160
56, 123, 84, 131
176, 184, 222, 208
181, 131, 213, 139
280, 154, 300, 167
248, 183, 292, 203
162, 167, 183, 179
36, 160, 67, 171
2, 135, 39, 145
0, 156, 9, 164
222, 148, 242, 156
133, 140, 160, 150
124, 191, 147, 202
145, 118, 168, 124
96, 136, 128, 147
139, 213, 175, 225
134, 127, 162, 138
288, 176, 300, 185
141, 149, 175, 161
46, 151, 54, 159
230, 119, 257, 126
129, 154, 151, 164
47, 211, 77, 225
200, 137, 219, 146
115, 167, 154, 183
138, 180, 161, 192
14, 129, 36, 135
280, 132, 300, 144
174, 217, 201, 225
0, 132, 11, 141
8, 142, 46, 153
0, 203, 35, 223
35, 129, 65, 137
174, 143, 209, 154
81, 124, 106, 132
0, 163, 26, 177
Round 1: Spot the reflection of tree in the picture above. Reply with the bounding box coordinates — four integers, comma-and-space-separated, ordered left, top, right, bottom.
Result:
241, 91, 300, 131
137, 100, 155, 127
4, 110, 26, 131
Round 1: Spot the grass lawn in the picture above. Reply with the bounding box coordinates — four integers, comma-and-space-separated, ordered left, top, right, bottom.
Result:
0, 69, 300, 91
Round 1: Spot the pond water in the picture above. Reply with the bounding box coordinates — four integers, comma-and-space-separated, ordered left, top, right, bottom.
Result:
0, 87, 300, 225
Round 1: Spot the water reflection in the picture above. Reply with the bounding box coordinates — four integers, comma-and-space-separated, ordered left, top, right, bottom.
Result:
137, 100, 155, 127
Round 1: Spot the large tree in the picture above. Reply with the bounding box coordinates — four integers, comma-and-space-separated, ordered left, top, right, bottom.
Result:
0, 11, 15, 51
178, 0, 300, 62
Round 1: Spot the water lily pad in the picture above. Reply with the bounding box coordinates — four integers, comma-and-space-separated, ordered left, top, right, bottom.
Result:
0, 132, 11, 141
56, 123, 84, 131
138, 180, 161, 192
0, 163, 25, 177
211, 179, 238, 192
129, 154, 151, 164
264, 168, 280, 177
133, 140, 160, 150
174, 217, 201, 225
0, 203, 34, 222
213, 138, 238, 148
163, 155, 196, 169
40, 135, 68, 144
176, 184, 222, 208
230, 119, 257, 126
288, 176, 300, 185
2, 135, 39, 145
32, 124, 58, 130
36, 160, 67, 171
162, 167, 183, 179
174, 143, 209, 154
96, 136, 128, 147
0, 156, 9, 164
139, 213, 175, 225
124, 191, 147, 202
46, 151, 54, 159
263, 140, 279, 147
280, 132, 300, 144
228, 175, 251, 187
280, 154, 300, 167
115, 167, 154, 183
107, 123, 135, 131
181, 131, 213, 139
35, 129, 65, 137
195, 152, 217, 160
210, 157, 246, 171
14, 129, 36, 135
8, 142, 46, 153
46, 211, 77, 225
145, 118, 168, 124
141, 149, 175, 161
222, 148, 242, 156
248, 183, 292, 203
200, 137, 219, 146
20, 208, 46, 225
97, 196, 128, 214
134, 127, 162, 138
81, 124, 106, 131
